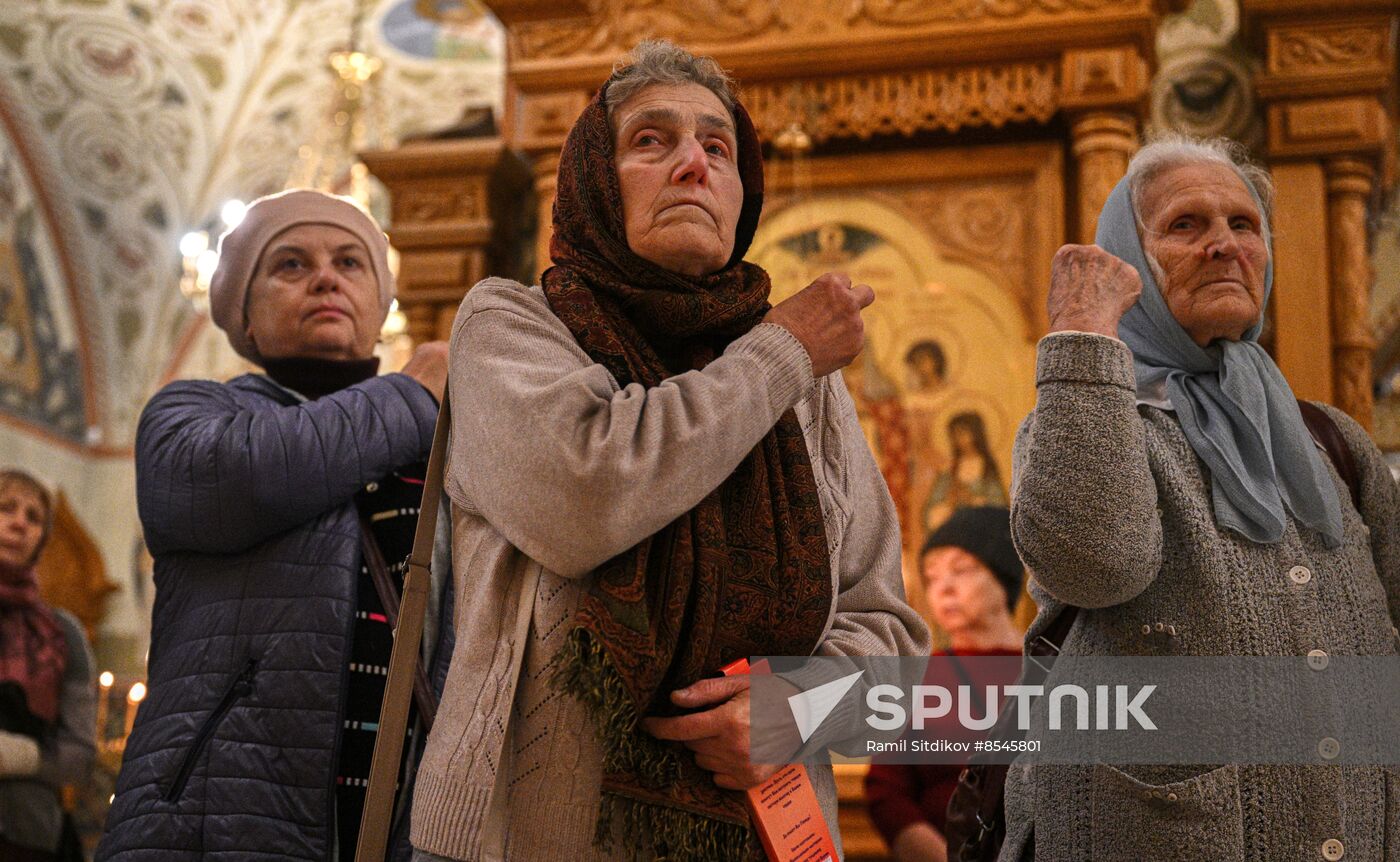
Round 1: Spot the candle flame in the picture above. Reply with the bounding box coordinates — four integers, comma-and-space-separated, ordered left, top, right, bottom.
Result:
128, 682, 147, 703
99, 671, 114, 688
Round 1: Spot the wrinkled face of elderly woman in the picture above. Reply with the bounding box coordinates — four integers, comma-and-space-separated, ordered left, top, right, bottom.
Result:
243, 224, 383, 361
1138, 162, 1270, 347
612, 82, 745, 278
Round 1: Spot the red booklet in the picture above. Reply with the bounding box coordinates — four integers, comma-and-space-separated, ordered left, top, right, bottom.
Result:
721, 657, 840, 862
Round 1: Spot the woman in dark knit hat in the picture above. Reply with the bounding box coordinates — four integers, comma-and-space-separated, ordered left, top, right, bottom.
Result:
864, 505, 1024, 862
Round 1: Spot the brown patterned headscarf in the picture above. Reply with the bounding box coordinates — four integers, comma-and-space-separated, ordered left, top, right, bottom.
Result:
544, 82, 833, 859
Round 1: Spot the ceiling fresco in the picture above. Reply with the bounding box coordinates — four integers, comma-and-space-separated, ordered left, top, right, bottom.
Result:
0, 122, 86, 441
0, 0, 502, 446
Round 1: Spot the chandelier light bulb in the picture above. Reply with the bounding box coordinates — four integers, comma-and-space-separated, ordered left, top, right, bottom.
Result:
221, 200, 247, 229
179, 231, 208, 258
195, 249, 220, 284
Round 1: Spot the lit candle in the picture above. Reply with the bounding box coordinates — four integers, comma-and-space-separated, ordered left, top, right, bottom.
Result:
124, 682, 147, 741
96, 671, 113, 743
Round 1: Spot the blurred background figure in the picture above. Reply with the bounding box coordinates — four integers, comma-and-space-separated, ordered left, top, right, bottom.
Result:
904, 341, 948, 396
0, 469, 95, 862
865, 505, 1023, 862
921, 412, 1008, 536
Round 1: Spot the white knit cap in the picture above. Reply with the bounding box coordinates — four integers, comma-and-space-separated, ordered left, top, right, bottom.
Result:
208, 189, 394, 363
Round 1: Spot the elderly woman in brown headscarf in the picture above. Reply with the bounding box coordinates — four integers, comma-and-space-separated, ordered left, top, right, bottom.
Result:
410, 39, 929, 862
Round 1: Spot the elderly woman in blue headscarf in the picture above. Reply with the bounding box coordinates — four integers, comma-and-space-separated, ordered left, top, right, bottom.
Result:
1001, 134, 1400, 861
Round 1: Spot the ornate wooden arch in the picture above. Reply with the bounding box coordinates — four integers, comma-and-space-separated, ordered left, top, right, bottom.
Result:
35, 491, 118, 644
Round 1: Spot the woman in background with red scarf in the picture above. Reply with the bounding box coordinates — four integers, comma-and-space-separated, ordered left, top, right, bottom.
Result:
0, 469, 95, 862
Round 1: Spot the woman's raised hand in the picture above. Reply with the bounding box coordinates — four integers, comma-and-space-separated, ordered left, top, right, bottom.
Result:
1047, 244, 1142, 339
401, 341, 449, 403
763, 272, 875, 378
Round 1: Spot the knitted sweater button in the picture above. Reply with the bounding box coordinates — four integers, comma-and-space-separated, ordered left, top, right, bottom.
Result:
1321, 838, 1345, 860
1318, 737, 1340, 760
1289, 565, 1312, 585
1307, 649, 1329, 671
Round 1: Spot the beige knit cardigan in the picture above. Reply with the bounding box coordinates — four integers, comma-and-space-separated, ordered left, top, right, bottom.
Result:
410, 278, 930, 860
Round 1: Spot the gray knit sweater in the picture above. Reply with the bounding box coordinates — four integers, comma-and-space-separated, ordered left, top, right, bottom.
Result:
1004, 332, 1400, 862
410, 278, 930, 860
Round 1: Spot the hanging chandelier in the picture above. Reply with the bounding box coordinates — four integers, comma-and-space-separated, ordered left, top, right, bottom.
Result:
286, 0, 386, 214
179, 0, 406, 347
771, 84, 817, 203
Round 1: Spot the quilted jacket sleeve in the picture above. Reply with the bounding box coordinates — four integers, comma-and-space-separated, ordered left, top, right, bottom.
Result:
135, 374, 438, 555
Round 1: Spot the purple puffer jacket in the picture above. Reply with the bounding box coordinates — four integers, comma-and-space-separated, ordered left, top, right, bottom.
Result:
98, 372, 449, 861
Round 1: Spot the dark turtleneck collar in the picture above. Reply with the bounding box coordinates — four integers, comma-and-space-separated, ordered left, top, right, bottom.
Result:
262, 355, 380, 400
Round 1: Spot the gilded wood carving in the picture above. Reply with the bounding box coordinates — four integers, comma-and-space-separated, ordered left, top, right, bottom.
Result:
35, 491, 117, 642
395, 187, 482, 223
893, 182, 1038, 327
743, 63, 1059, 141
508, 0, 1142, 60
1327, 158, 1377, 429
1271, 24, 1388, 75
1246, 0, 1400, 429
762, 144, 1062, 336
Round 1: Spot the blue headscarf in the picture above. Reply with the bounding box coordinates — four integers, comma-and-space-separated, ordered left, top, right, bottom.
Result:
1097, 173, 1343, 548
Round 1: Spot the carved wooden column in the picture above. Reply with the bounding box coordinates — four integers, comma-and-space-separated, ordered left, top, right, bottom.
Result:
361, 137, 526, 345
531, 151, 560, 278
1069, 112, 1139, 243
1244, 0, 1400, 428
1059, 47, 1149, 242
508, 85, 590, 279
1326, 157, 1378, 428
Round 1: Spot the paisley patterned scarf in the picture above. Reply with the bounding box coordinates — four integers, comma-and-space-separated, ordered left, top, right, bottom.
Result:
544, 83, 833, 860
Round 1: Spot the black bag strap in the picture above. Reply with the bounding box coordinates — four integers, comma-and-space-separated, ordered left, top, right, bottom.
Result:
1297, 400, 1363, 512
946, 651, 984, 715
963, 602, 1079, 850
355, 390, 450, 862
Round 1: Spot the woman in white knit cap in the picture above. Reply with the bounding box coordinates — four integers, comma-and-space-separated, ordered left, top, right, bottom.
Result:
99, 189, 452, 862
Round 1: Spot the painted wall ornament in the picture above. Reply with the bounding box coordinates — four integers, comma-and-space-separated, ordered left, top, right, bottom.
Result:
0, 0, 503, 443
